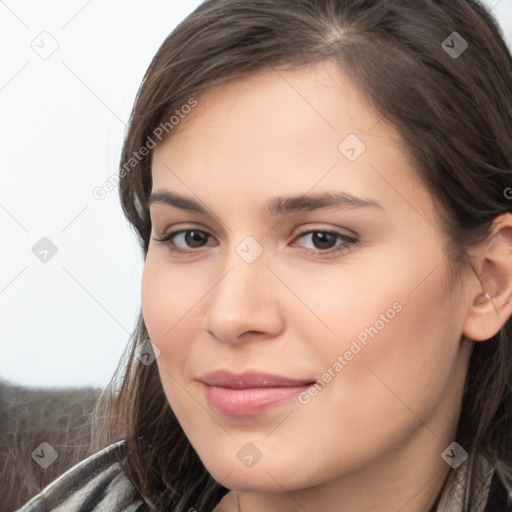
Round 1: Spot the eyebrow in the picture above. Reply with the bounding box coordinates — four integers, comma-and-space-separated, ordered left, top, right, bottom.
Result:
146, 190, 383, 215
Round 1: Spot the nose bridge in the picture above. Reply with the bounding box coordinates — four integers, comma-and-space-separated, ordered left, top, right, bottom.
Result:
210, 237, 268, 313
203, 235, 283, 342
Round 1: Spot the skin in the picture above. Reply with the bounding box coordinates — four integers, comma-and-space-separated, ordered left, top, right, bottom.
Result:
141, 59, 512, 511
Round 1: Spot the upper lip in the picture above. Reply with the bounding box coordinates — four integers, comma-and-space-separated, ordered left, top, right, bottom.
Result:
198, 370, 315, 389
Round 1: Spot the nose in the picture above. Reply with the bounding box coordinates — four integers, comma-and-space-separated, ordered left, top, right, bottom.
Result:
203, 247, 285, 345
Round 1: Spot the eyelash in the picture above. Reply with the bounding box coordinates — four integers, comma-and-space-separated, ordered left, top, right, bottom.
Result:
152, 228, 358, 258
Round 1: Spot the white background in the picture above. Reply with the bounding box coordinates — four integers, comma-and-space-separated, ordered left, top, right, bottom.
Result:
1, 0, 511, 389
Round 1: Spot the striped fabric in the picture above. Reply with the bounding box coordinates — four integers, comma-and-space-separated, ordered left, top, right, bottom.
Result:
15, 441, 147, 512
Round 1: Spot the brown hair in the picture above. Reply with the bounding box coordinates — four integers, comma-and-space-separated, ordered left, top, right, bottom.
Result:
95, 1, 512, 510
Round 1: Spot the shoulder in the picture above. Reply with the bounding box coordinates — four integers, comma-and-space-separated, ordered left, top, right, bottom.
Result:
16, 440, 148, 512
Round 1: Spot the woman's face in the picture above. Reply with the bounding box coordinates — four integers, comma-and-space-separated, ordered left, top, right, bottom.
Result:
142, 60, 473, 505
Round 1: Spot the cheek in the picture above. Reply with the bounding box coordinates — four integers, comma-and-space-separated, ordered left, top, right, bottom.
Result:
326, 266, 462, 426
141, 259, 206, 415
305, 240, 462, 410
141, 261, 170, 343
141, 258, 201, 360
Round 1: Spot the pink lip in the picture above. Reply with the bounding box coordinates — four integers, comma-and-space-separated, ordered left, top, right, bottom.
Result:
198, 370, 315, 417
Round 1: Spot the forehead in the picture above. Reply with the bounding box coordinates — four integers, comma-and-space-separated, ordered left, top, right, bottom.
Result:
150, 59, 425, 212
154, 59, 377, 156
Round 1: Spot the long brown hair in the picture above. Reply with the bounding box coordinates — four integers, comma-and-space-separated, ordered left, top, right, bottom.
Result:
94, 1, 512, 510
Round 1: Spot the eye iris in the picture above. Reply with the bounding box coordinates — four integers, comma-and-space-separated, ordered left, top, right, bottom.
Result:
312, 232, 337, 250
186, 230, 207, 248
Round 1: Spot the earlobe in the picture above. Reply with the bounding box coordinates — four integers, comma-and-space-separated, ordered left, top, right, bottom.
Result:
462, 214, 512, 342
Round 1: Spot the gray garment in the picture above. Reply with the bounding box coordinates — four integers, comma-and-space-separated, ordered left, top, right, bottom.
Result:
15, 441, 147, 512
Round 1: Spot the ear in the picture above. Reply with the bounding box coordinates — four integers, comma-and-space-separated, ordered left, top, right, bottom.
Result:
463, 213, 512, 342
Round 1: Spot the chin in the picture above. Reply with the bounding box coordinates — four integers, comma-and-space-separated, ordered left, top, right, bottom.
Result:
210, 468, 292, 493
199, 447, 316, 493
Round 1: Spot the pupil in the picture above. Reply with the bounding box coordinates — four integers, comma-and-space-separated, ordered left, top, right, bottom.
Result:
313, 232, 336, 250
186, 231, 206, 248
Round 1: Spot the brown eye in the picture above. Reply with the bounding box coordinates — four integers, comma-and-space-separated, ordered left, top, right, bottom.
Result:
309, 232, 338, 250
153, 229, 214, 251
181, 230, 209, 248
293, 229, 358, 257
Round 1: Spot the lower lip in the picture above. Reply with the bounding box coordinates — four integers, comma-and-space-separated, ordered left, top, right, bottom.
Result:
202, 383, 311, 417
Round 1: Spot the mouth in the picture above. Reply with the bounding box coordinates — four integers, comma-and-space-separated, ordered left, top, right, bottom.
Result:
198, 370, 316, 417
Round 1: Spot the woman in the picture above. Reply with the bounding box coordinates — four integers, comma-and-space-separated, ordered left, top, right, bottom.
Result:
17, 0, 512, 510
